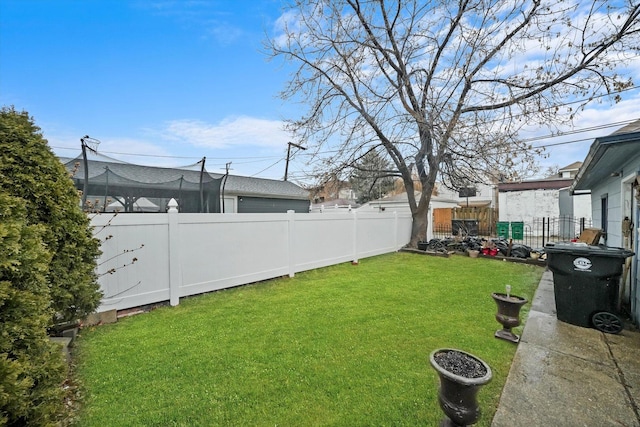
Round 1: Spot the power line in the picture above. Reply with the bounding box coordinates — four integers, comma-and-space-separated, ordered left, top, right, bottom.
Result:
490, 84, 640, 121
50, 145, 281, 162
525, 120, 638, 150
50, 85, 639, 164
287, 97, 640, 159
251, 158, 284, 177
51, 114, 633, 178
48, 84, 640, 180
521, 120, 636, 144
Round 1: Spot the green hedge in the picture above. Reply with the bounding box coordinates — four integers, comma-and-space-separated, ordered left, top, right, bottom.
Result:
0, 107, 102, 425
0, 107, 101, 324
0, 193, 67, 425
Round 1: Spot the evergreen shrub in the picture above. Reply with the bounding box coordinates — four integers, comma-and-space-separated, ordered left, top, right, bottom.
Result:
0, 107, 102, 425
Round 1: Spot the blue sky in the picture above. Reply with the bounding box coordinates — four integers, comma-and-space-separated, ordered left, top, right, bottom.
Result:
1, 0, 639, 183
1, 0, 302, 179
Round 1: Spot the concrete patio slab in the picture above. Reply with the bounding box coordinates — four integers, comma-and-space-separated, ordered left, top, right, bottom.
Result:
491, 269, 640, 427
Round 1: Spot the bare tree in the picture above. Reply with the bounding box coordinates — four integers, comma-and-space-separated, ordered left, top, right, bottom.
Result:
544, 164, 561, 178
266, 0, 640, 247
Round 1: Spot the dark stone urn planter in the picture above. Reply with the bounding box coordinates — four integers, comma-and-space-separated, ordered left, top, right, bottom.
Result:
429, 348, 492, 427
492, 292, 528, 343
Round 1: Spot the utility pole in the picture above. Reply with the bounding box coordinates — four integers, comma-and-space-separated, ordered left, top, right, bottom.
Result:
284, 142, 306, 181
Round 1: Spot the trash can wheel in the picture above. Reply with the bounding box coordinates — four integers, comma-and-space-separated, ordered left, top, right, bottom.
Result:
591, 311, 624, 334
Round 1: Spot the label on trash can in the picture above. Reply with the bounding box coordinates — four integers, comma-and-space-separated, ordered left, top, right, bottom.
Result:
573, 257, 592, 272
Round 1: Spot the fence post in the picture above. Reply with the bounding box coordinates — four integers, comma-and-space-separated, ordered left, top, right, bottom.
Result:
168, 198, 181, 306
394, 211, 399, 249
352, 210, 359, 264
287, 210, 296, 277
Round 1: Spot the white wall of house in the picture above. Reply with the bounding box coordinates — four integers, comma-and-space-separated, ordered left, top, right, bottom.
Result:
499, 189, 560, 222
589, 161, 640, 248
590, 176, 623, 247
586, 157, 639, 326
499, 188, 591, 224
573, 193, 593, 219
92, 210, 412, 312
558, 189, 592, 218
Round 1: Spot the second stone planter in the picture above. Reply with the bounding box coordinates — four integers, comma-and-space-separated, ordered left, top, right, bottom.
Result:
491, 292, 528, 343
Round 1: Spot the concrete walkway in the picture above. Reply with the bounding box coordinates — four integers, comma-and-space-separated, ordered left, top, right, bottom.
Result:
492, 269, 640, 427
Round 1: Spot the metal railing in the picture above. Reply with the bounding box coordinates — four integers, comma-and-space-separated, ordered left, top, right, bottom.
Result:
433, 216, 593, 249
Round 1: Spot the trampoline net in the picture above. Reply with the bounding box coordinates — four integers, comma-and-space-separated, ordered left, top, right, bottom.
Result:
66, 155, 223, 213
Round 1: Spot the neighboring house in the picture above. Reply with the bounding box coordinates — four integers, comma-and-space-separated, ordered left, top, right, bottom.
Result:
358, 192, 459, 240
570, 119, 640, 324
309, 198, 360, 213
61, 154, 310, 213
556, 161, 582, 178
498, 162, 591, 237
309, 178, 357, 204
106, 197, 159, 212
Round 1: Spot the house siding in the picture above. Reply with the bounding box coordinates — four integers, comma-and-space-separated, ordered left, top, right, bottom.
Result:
237, 196, 310, 213
588, 156, 640, 324
589, 161, 640, 248
571, 121, 640, 325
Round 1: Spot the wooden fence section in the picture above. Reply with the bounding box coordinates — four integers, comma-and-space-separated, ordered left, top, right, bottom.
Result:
433, 207, 498, 235
92, 210, 412, 313
433, 208, 452, 230
453, 207, 497, 234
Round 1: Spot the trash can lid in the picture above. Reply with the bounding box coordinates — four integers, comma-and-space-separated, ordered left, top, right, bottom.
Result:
545, 242, 634, 258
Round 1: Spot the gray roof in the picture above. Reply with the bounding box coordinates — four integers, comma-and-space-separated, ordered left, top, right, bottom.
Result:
223, 174, 309, 199
570, 118, 640, 193
60, 155, 309, 200
611, 119, 640, 135
557, 161, 582, 172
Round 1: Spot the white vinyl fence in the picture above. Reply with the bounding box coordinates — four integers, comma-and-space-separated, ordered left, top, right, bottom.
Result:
93, 209, 412, 312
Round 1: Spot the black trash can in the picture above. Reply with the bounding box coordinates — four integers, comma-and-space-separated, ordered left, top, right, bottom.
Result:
545, 242, 634, 333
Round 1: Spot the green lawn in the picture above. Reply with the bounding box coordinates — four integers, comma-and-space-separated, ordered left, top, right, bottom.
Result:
74, 252, 543, 426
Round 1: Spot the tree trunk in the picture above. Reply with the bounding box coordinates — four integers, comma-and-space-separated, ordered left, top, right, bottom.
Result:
408, 198, 430, 247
